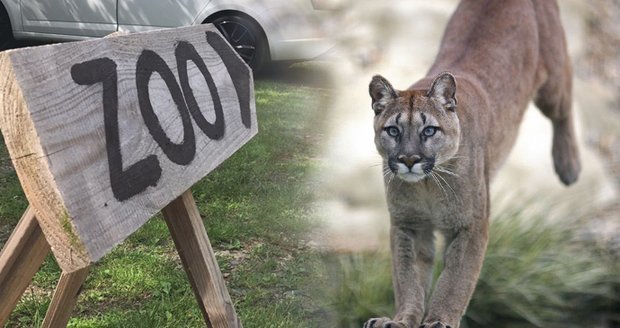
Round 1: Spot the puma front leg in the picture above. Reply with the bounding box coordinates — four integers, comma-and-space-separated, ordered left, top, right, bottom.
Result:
392, 226, 436, 326
364, 225, 435, 328
423, 214, 489, 328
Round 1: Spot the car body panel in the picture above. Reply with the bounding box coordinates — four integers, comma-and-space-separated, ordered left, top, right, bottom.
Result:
118, 0, 212, 29
1, 0, 333, 61
1, 0, 21, 32
197, 0, 332, 61
21, 0, 116, 37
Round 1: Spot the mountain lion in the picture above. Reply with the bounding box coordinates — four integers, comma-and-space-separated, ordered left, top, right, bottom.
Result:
364, 1, 580, 327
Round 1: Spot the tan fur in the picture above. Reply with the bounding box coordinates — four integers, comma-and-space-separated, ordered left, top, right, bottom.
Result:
364, 1, 580, 328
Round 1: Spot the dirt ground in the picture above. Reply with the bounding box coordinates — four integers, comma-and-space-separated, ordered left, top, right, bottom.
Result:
313, 0, 620, 254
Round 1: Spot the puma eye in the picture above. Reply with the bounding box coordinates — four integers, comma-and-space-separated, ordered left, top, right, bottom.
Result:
422, 126, 438, 137
385, 126, 400, 137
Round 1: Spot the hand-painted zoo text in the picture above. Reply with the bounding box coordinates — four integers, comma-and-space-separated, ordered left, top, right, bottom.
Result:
71, 32, 251, 201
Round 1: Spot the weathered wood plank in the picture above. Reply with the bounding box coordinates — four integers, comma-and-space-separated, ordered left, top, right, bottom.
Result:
41, 267, 90, 328
0, 206, 50, 324
162, 190, 242, 328
0, 25, 257, 272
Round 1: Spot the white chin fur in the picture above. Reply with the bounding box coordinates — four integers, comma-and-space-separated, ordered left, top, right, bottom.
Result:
397, 172, 426, 183
394, 163, 426, 182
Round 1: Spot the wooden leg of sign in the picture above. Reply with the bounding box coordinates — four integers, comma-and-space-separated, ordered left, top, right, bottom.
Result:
162, 190, 242, 328
41, 266, 89, 328
0, 206, 50, 325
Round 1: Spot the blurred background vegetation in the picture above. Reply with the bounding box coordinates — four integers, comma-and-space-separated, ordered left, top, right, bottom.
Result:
322, 197, 620, 327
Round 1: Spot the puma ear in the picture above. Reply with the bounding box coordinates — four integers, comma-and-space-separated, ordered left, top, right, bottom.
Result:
428, 72, 457, 111
369, 75, 398, 115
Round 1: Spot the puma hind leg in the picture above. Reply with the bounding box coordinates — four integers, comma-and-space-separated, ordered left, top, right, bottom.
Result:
534, 61, 581, 185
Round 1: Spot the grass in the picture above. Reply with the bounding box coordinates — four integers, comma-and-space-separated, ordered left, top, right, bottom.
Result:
323, 253, 394, 328
0, 78, 331, 327
0, 135, 26, 239
324, 197, 620, 328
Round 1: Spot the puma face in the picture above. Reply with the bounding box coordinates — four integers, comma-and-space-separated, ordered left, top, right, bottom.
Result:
370, 72, 461, 183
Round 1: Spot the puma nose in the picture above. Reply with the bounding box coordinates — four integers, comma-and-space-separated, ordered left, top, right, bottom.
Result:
398, 154, 422, 169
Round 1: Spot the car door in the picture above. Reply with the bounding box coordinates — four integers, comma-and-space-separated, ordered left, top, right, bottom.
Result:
21, 0, 116, 38
118, 0, 210, 33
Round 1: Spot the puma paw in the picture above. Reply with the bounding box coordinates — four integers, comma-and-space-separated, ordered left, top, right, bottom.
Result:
363, 317, 408, 328
419, 321, 452, 328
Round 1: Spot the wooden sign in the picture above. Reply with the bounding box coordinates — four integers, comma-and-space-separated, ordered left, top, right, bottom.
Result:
0, 25, 257, 273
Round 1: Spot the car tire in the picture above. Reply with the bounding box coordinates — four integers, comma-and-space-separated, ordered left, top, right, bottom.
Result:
0, 5, 14, 51
208, 14, 269, 72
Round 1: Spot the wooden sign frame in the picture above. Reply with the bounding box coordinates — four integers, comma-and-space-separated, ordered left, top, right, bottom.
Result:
0, 25, 255, 327
0, 192, 241, 327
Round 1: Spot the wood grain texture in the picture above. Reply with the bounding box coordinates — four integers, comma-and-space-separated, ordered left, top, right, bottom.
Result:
0, 206, 50, 324
0, 24, 257, 272
41, 267, 89, 328
163, 190, 242, 328
0, 52, 89, 269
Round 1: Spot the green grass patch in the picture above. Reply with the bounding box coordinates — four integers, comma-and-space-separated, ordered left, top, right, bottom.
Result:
0, 135, 27, 234
0, 79, 331, 327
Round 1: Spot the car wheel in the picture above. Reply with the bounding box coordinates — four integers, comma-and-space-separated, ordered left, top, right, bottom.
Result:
209, 14, 268, 72
0, 6, 14, 51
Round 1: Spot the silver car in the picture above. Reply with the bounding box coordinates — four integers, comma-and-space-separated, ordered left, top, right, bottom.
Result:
0, 0, 332, 71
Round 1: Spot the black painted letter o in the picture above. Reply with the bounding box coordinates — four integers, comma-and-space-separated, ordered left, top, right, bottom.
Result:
136, 50, 196, 165
175, 40, 225, 140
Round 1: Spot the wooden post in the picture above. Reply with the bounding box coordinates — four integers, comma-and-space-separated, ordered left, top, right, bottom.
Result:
41, 267, 90, 328
0, 194, 243, 327
0, 206, 50, 326
162, 190, 242, 328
